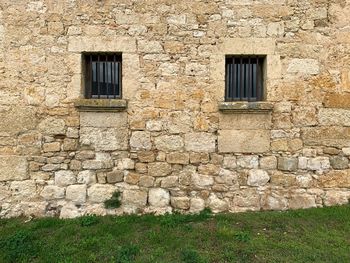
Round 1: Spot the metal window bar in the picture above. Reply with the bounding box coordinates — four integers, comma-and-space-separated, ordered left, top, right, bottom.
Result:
85, 54, 122, 99
225, 56, 264, 101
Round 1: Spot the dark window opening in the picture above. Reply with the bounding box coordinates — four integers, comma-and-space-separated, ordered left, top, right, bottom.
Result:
225, 56, 265, 101
84, 53, 122, 99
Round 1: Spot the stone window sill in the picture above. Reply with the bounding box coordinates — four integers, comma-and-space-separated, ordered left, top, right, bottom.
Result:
74, 99, 127, 112
218, 101, 273, 114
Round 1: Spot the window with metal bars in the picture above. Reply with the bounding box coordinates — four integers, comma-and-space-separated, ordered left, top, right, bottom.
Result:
84, 53, 122, 99
225, 56, 265, 101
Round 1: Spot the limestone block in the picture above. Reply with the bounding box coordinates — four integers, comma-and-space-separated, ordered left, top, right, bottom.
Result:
260, 156, 277, 170
216, 169, 238, 185
38, 117, 66, 135
289, 194, 316, 209
218, 130, 270, 153
82, 153, 113, 170
148, 188, 170, 207
330, 156, 349, 169
0, 156, 28, 181
232, 189, 260, 210
139, 176, 154, 187
307, 157, 330, 171
124, 172, 140, 185
122, 190, 148, 209
171, 197, 190, 210
324, 191, 350, 206
88, 184, 116, 203
60, 203, 82, 219
185, 133, 216, 152
278, 157, 298, 171
80, 112, 128, 128
287, 59, 320, 75
66, 185, 87, 204
130, 131, 152, 151
160, 176, 178, 188
155, 135, 184, 152
262, 193, 288, 211
0, 107, 38, 135
237, 156, 259, 169
270, 172, 296, 187
223, 156, 237, 169
148, 162, 172, 177
318, 108, 350, 126
302, 127, 350, 147
189, 197, 205, 213
167, 152, 189, 164
324, 94, 350, 108
54, 170, 76, 187
191, 173, 214, 188
41, 185, 65, 200
208, 194, 229, 213
10, 180, 37, 199
80, 127, 128, 151
106, 169, 123, 183
43, 142, 61, 152
219, 113, 272, 130
319, 170, 350, 188
247, 169, 270, 186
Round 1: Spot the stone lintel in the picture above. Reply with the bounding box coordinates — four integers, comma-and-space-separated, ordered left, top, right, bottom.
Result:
74, 99, 127, 112
218, 101, 274, 114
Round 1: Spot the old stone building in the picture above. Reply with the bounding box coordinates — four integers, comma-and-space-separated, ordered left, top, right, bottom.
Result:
0, 0, 349, 218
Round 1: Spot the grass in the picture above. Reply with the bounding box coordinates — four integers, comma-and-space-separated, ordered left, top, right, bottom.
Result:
0, 205, 349, 262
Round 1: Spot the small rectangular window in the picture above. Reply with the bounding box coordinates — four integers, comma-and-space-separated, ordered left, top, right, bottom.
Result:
225, 56, 265, 101
84, 53, 122, 99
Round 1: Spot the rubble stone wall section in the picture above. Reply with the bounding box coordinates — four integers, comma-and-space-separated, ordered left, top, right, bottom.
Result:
0, 0, 350, 218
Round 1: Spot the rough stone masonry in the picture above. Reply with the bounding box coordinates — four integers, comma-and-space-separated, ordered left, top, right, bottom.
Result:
0, 0, 350, 218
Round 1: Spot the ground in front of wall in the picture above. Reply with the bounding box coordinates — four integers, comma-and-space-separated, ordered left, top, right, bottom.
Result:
0, 205, 349, 263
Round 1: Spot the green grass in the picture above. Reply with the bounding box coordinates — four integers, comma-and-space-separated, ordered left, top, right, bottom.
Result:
0, 205, 349, 262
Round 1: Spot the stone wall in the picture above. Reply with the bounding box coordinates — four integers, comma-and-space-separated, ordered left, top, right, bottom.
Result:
0, 0, 350, 218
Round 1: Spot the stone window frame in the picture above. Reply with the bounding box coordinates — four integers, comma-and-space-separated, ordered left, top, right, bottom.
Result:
67, 36, 139, 112
210, 38, 281, 113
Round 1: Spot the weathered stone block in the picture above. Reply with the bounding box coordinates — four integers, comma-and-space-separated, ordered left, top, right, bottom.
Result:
191, 173, 214, 188
55, 170, 76, 187
80, 127, 128, 151
171, 197, 190, 210
77, 170, 96, 185
330, 156, 349, 170
208, 194, 228, 213
319, 170, 350, 188
88, 184, 116, 203
148, 162, 172, 177
66, 185, 87, 204
302, 127, 350, 147
148, 188, 170, 207
38, 117, 66, 135
122, 190, 147, 209
289, 194, 316, 209
167, 152, 189, 164
155, 135, 184, 152
278, 157, 298, 171
247, 169, 270, 186
318, 108, 350, 126
323, 191, 350, 206
219, 113, 272, 130
130, 131, 152, 151
323, 94, 350, 108
307, 157, 330, 171
185, 133, 216, 152
287, 59, 319, 75
189, 197, 205, 213
0, 156, 28, 182
237, 155, 259, 169
106, 169, 124, 183
80, 112, 128, 128
218, 130, 270, 153
41, 185, 65, 200
68, 36, 136, 52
